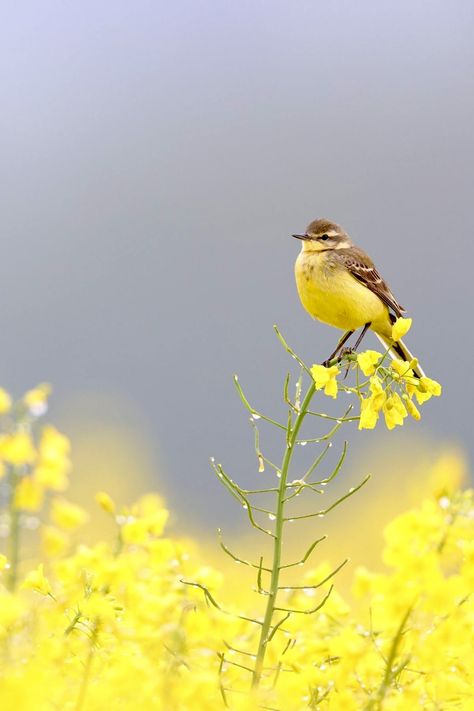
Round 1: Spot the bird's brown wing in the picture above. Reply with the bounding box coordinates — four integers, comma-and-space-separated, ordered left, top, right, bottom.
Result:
338, 247, 406, 318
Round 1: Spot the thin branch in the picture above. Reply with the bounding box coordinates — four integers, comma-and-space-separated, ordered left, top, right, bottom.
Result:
283, 372, 298, 412
315, 440, 348, 485
218, 653, 255, 674
278, 559, 349, 590
214, 464, 276, 538
274, 585, 333, 615
240, 486, 280, 494
218, 529, 272, 572
234, 375, 286, 430
181, 580, 264, 626
284, 475, 370, 521
223, 642, 256, 658
283, 481, 324, 503
300, 441, 332, 482
266, 613, 291, 643
279, 535, 327, 570
273, 326, 312, 377
294, 406, 352, 444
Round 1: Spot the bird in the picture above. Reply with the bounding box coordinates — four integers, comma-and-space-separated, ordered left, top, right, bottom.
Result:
293, 218, 424, 377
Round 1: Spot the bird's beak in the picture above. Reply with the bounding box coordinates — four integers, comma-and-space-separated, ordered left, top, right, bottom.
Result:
292, 233, 310, 240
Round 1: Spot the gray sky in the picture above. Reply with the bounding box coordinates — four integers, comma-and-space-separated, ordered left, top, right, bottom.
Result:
1, 1, 473, 530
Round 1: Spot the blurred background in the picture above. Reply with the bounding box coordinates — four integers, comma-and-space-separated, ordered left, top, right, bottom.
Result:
1, 2, 473, 563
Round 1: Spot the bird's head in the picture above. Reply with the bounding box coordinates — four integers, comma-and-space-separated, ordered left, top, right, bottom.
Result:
292, 219, 352, 252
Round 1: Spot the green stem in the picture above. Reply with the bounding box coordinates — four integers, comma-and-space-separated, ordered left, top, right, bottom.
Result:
7, 467, 21, 592
251, 382, 315, 688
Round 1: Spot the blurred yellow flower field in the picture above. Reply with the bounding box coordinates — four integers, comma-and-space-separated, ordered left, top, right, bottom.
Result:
0, 350, 471, 710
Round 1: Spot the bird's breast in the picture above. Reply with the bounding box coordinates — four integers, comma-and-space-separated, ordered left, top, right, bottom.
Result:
294, 250, 387, 331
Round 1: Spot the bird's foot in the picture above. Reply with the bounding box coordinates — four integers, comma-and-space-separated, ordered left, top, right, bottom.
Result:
322, 347, 353, 367
339, 347, 355, 360
339, 348, 355, 379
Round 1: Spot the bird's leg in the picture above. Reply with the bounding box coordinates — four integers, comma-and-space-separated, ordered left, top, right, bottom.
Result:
322, 330, 354, 366
337, 323, 372, 379
351, 322, 371, 352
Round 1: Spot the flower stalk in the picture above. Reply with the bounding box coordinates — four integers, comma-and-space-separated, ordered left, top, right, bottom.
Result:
252, 380, 315, 687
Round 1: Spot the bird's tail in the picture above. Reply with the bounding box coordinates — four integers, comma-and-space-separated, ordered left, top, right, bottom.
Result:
375, 334, 425, 379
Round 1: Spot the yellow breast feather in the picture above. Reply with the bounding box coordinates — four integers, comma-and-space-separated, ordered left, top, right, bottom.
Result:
294, 251, 389, 333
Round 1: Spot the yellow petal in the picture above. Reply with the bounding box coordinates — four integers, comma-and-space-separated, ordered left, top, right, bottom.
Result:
368, 376, 386, 411
324, 378, 338, 399
95, 491, 116, 514
419, 376, 442, 397
383, 394, 407, 430
358, 398, 379, 430
41, 525, 69, 557
51, 498, 88, 530
14, 476, 44, 512
310, 364, 330, 387
357, 350, 382, 376
403, 395, 421, 421
391, 359, 414, 378
21, 563, 52, 596
0, 432, 36, 465
391, 317, 412, 341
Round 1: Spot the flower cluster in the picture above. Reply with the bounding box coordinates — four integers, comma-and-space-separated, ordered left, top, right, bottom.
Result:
310, 319, 442, 431
0, 383, 469, 711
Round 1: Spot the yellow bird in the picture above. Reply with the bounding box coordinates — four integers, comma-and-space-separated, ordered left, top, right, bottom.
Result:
293, 218, 424, 377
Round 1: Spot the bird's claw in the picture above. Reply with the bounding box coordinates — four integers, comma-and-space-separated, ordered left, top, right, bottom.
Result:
322, 347, 355, 368
339, 347, 355, 360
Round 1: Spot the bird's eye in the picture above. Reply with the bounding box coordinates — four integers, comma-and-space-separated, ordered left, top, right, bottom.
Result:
319, 234, 329, 241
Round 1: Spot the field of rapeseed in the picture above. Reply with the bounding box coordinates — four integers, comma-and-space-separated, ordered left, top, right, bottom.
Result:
0, 324, 472, 710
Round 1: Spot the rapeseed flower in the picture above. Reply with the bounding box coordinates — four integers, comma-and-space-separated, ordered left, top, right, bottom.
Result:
357, 349, 382, 376
310, 364, 340, 398
0, 432, 36, 464
0, 373, 462, 710
391, 316, 412, 341
21, 564, 52, 596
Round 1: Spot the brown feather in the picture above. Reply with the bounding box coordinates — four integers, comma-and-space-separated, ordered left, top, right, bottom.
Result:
337, 247, 405, 318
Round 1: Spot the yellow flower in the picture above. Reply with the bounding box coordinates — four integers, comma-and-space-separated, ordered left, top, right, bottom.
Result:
96, 491, 116, 514
121, 508, 169, 544
0, 431, 36, 464
391, 316, 412, 341
358, 397, 379, 430
0, 389, 12, 415
21, 563, 52, 596
310, 364, 340, 398
403, 394, 421, 421
34, 426, 71, 491
50, 498, 88, 530
358, 376, 387, 430
357, 350, 382, 376
383, 392, 407, 430
390, 358, 415, 378
81, 592, 121, 624
352, 566, 374, 598
23, 382, 52, 416
38, 425, 70, 462
41, 525, 69, 557
0, 554, 8, 572
415, 376, 442, 404
14, 476, 44, 511
368, 375, 386, 410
